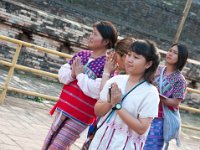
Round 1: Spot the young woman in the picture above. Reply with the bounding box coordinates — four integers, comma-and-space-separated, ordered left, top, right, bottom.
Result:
72, 37, 135, 150
42, 21, 118, 150
144, 43, 188, 150
89, 39, 160, 150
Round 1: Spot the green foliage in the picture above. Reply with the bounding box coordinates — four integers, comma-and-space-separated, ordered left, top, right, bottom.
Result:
33, 96, 44, 103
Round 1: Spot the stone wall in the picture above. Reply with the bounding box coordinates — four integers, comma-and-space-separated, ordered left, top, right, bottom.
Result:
0, 0, 92, 73
0, 0, 200, 82
9, 0, 200, 59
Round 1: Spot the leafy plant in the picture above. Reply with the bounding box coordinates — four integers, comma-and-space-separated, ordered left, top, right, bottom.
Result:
34, 96, 44, 103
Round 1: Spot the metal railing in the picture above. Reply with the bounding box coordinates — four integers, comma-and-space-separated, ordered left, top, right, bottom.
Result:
0, 35, 200, 131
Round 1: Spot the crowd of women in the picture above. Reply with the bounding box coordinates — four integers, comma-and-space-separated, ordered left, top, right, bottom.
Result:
41, 21, 188, 150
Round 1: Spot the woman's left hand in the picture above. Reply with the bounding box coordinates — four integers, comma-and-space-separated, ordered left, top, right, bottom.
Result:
104, 52, 117, 74
110, 83, 122, 107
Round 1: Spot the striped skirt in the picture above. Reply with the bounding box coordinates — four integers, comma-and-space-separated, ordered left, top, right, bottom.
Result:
143, 118, 164, 150
42, 111, 87, 150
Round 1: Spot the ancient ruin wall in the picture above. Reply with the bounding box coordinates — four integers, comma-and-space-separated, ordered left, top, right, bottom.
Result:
0, 0, 200, 82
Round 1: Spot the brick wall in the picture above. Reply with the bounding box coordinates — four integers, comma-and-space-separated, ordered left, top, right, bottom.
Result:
0, 0, 92, 73
0, 0, 200, 82
10, 0, 200, 59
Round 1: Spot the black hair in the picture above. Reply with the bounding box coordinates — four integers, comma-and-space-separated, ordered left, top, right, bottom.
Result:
171, 43, 188, 71
93, 21, 118, 49
129, 39, 160, 83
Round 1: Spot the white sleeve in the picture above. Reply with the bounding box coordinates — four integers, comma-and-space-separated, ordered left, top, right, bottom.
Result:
76, 73, 102, 99
58, 63, 75, 84
99, 78, 114, 102
138, 87, 160, 118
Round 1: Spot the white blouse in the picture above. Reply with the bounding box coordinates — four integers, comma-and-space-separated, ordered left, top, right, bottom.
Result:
89, 75, 160, 150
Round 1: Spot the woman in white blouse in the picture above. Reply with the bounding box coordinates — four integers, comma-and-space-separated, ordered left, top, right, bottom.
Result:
89, 39, 160, 150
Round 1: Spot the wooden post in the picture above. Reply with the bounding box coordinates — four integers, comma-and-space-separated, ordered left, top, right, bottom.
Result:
0, 44, 22, 103
173, 0, 193, 43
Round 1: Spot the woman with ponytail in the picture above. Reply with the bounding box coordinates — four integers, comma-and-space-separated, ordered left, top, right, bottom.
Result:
42, 21, 118, 150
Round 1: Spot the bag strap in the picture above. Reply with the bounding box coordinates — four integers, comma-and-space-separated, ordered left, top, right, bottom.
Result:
122, 80, 145, 101
159, 67, 166, 93
96, 79, 146, 131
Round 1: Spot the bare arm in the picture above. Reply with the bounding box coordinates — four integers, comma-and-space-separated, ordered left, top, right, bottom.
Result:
94, 101, 112, 116
116, 109, 153, 135
160, 96, 181, 108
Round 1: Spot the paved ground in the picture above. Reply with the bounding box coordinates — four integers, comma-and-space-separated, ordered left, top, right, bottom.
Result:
0, 96, 199, 150
0, 96, 87, 150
